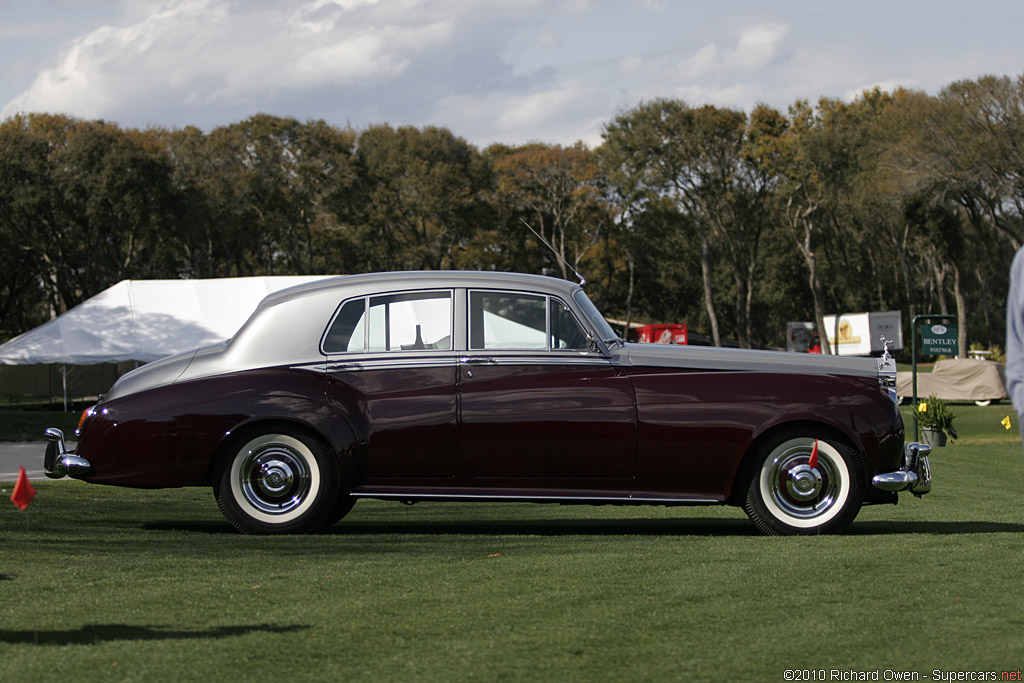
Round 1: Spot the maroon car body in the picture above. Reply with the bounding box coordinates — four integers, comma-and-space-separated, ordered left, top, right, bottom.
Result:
45, 271, 930, 535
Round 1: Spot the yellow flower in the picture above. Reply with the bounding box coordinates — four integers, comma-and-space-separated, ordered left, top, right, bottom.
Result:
918, 402, 928, 413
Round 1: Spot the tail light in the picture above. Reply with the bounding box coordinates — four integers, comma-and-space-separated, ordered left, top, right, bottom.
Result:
76, 406, 96, 436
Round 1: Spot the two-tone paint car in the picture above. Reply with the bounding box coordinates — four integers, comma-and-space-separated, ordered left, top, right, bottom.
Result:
45, 271, 931, 535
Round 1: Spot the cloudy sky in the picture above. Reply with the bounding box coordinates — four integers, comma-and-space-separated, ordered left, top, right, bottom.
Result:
1, 0, 1021, 147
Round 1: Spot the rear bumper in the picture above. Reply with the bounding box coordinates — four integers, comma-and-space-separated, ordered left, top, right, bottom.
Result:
871, 442, 931, 496
43, 428, 92, 479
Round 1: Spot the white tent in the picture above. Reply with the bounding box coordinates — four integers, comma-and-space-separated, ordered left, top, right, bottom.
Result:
0, 276, 332, 366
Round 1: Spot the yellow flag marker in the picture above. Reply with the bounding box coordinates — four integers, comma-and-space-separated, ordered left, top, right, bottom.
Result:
1002, 415, 1013, 430
918, 402, 928, 413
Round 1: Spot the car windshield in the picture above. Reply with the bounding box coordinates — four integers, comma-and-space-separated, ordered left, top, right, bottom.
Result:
572, 290, 618, 343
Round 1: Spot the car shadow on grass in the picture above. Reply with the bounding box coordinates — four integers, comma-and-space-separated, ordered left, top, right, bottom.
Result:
327, 518, 1024, 537
143, 517, 760, 536
848, 520, 1024, 534
332, 517, 764, 536
0, 623, 306, 646
142, 517, 1024, 537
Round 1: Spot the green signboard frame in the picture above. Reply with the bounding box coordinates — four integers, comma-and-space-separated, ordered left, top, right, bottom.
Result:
910, 314, 957, 441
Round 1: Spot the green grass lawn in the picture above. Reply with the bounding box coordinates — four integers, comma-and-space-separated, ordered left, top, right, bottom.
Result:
901, 401, 1019, 444
2, 406, 1024, 681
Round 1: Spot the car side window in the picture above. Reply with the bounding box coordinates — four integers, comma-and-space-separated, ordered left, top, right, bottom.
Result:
323, 291, 452, 353
470, 291, 547, 350
469, 291, 589, 351
551, 299, 589, 350
323, 298, 367, 352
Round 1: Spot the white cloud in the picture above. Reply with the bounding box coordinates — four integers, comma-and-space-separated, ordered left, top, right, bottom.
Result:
1, 0, 541, 128
0, 20, 64, 40
677, 44, 721, 80
2, 1, 1021, 147
606, 22, 793, 113
673, 22, 789, 81
434, 80, 609, 147
618, 55, 643, 75
842, 79, 918, 102
669, 83, 765, 110
729, 22, 788, 70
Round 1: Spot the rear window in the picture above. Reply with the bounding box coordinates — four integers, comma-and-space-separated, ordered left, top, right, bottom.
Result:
323, 290, 453, 353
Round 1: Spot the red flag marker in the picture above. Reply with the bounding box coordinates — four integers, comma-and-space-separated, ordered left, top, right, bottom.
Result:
808, 439, 819, 469
10, 466, 36, 511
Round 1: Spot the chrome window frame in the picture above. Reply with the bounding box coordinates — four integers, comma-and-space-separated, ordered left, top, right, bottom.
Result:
320, 288, 456, 355
467, 289, 592, 354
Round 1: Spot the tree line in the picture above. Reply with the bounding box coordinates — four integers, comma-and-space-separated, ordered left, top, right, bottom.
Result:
1, 73, 1022, 355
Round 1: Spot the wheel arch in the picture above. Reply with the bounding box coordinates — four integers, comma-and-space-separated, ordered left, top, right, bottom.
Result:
204, 415, 356, 487
728, 419, 865, 506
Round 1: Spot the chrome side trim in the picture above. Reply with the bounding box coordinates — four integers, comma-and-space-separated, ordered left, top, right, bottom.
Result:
302, 354, 612, 374
43, 428, 92, 479
459, 355, 608, 367
306, 356, 460, 373
351, 491, 720, 504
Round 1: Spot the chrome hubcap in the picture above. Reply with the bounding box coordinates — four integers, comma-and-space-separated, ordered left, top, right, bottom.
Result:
768, 444, 841, 519
786, 464, 822, 502
238, 442, 311, 515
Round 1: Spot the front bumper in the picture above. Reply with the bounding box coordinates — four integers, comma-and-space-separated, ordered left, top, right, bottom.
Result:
871, 442, 932, 497
43, 428, 92, 479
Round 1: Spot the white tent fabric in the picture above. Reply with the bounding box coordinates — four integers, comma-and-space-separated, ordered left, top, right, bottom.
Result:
0, 277, 332, 365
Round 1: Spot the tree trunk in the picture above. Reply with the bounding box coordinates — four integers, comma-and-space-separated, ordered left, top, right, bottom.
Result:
743, 262, 756, 350
733, 271, 748, 349
793, 213, 831, 355
700, 234, 721, 347
623, 254, 635, 338
807, 251, 831, 356
930, 256, 949, 315
953, 265, 968, 359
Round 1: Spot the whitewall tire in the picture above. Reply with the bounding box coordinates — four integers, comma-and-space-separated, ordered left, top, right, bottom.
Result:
742, 432, 864, 536
215, 430, 339, 534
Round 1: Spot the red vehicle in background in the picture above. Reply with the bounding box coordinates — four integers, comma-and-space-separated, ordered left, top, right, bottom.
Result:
633, 323, 687, 345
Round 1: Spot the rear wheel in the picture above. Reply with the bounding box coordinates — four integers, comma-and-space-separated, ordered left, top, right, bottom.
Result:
214, 430, 340, 534
742, 431, 864, 536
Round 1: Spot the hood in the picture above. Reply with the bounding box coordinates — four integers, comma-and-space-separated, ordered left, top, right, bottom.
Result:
615, 343, 879, 378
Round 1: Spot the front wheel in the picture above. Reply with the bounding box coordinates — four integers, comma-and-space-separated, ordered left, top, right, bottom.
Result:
742, 432, 865, 536
214, 430, 340, 534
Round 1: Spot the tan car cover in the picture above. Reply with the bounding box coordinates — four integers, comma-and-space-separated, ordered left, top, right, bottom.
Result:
897, 358, 1007, 402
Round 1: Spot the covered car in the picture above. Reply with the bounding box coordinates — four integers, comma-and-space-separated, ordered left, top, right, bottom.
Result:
897, 358, 1007, 405
45, 271, 930, 536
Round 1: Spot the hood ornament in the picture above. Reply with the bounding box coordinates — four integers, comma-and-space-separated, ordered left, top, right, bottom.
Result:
877, 336, 893, 371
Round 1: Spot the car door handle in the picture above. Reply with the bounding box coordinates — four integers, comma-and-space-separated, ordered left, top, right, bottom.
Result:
460, 356, 496, 365
327, 362, 363, 372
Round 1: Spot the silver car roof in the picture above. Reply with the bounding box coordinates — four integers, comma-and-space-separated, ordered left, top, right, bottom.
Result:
259, 270, 583, 311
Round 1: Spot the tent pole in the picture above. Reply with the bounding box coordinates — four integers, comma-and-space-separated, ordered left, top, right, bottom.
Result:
62, 363, 68, 412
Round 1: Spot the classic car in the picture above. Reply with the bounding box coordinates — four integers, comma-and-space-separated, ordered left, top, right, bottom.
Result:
44, 271, 931, 535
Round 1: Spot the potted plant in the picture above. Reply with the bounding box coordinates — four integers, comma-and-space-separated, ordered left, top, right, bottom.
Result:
917, 395, 958, 447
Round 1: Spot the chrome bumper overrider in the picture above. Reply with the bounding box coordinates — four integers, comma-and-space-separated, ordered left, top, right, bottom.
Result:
43, 428, 92, 479
871, 442, 932, 497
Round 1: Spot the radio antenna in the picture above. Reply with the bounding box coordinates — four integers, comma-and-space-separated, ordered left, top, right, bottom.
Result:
519, 217, 586, 287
